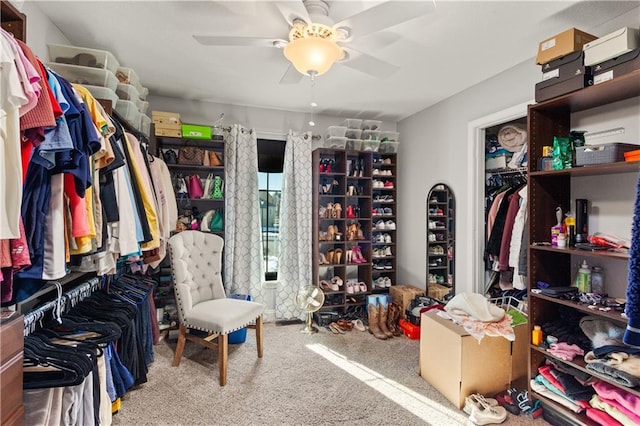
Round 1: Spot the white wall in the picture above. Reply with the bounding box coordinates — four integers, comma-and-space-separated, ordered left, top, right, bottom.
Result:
397, 7, 640, 294
20, 1, 69, 58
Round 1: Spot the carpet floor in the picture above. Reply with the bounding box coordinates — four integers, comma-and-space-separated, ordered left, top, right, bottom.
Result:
112, 323, 548, 425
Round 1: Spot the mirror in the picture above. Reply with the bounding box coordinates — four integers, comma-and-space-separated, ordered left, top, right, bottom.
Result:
427, 184, 455, 302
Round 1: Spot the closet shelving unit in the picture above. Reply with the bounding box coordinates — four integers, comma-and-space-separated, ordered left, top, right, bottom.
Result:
427, 185, 454, 299
527, 70, 640, 424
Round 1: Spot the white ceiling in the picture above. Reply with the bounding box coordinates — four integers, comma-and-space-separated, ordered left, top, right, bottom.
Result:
32, 0, 639, 121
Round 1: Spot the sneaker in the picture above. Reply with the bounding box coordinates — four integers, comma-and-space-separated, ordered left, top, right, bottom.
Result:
373, 262, 385, 270
384, 262, 393, 270
384, 220, 396, 230
384, 246, 392, 256
373, 169, 381, 175
463, 394, 499, 416
383, 233, 392, 243
373, 180, 384, 188
469, 404, 507, 425
383, 277, 392, 287
374, 233, 385, 243
375, 220, 386, 230
383, 181, 394, 188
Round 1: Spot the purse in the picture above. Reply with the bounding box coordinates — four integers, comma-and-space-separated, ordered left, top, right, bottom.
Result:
209, 209, 224, 231
177, 146, 205, 165
201, 173, 214, 199
173, 173, 188, 196
200, 209, 215, 232
209, 150, 223, 166
163, 149, 178, 164
187, 175, 204, 199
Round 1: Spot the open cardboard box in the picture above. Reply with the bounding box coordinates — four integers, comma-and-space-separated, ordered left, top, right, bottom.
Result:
419, 311, 528, 409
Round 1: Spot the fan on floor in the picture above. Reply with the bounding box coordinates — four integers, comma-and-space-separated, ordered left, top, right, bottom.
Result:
193, 0, 436, 83
295, 285, 325, 334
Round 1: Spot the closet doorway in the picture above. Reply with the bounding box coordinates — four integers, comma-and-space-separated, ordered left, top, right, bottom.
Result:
466, 100, 532, 294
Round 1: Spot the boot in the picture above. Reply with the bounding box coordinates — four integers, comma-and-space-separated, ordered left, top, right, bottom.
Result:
387, 303, 403, 337
367, 304, 388, 340
378, 303, 394, 338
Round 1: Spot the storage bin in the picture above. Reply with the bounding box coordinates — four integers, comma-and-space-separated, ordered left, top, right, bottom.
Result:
325, 136, 347, 149
181, 124, 212, 140
343, 118, 362, 129
583, 27, 640, 66
227, 294, 252, 344
346, 139, 363, 151
345, 128, 362, 139
47, 63, 118, 91
114, 99, 140, 127
378, 141, 399, 153
380, 131, 400, 142
361, 120, 382, 131
48, 43, 120, 74
82, 85, 118, 109
362, 130, 380, 141
116, 83, 140, 101
136, 99, 149, 115
116, 66, 145, 97
362, 140, 380, 152
575, 143, 639, 166
139, 114, 151, 138
325, 126, 347, 138
139, 86, 149, 100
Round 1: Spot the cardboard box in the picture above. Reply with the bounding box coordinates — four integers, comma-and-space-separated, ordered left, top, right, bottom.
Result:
427, 283, 451, 301
584, 27, 639, 67
389, 285, 425, 319
182, 124, 212, 140
154, 127, 182, 138
152, 110, 181, 126
536, 28, 597, 65
419, 311, 528, 409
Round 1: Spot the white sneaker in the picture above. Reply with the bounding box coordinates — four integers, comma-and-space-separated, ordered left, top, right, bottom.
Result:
383, 233, 392, 243
384, 220, 396, 230
469, 404, 507, 425
375, 220, 386, 230
463, 394, 499, 415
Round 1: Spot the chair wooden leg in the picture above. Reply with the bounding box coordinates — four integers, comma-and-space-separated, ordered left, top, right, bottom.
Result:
256, 314, 263, 358
173, 324, 187, 367
218, 333, 228, 386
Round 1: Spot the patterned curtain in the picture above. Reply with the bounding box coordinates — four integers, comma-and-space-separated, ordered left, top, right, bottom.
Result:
276, 131, 312, 319
224, 124, 265, 304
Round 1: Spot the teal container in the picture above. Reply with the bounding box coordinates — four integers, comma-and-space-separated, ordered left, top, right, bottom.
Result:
228, 294, 250, 344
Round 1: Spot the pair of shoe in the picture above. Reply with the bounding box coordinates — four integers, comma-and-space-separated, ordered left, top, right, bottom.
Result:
373, 277, 392, 288
372, 247, 392, 258
373, 195, 394, 202
464, 394, 506, 425
373, 261, 393, 270
375, 220, 396, 230
346, 281, 367, 294
346, 246, 367, 264
372, 169, 393, 176
374, 233, 392, 243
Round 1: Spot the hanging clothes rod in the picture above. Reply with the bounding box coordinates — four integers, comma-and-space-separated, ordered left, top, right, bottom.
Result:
486, 167, 527, 175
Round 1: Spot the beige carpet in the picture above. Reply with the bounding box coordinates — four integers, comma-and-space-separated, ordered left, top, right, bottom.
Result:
113, 323, 548, 425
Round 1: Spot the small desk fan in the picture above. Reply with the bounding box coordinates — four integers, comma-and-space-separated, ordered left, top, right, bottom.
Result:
296, 285, 325, 334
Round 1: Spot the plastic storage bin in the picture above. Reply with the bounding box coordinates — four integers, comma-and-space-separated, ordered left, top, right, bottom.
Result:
343, 118, 362, 129
139, 86, 149, 100
362, 140, 380, 152
136, 99, 149, 115
380, 131, 400, 143
116, 83, 140, 101
48, 44, 120, 74
325, 126, 347, 138
47, 63, 118, 91
575, 143, 638, 166
227, 294, 252, 344
114, 99, 140, 127
82, 85, 118, 109
362, 130, 380, 141
116, 67, 145, 96
345, 128, 362, 139
361, 120, 382, 131
379, 141, 399, 153
139, 114, 151, 138
325, 136, 347, 149
346, 139, 363, 151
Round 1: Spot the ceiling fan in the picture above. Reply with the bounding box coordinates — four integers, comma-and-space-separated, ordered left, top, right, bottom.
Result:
193, 0, 436, 84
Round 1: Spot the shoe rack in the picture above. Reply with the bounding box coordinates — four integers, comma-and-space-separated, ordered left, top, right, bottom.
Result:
312, 148, 374, 316
426, 184, 455, 301
371, 153, 397, 293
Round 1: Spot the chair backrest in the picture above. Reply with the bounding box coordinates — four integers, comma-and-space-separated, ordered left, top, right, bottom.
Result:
168, 231, 226, 322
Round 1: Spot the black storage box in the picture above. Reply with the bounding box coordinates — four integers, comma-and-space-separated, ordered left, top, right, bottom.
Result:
535, 74, 593, 103
540, 50, 592, 82
593, 48, 640, 85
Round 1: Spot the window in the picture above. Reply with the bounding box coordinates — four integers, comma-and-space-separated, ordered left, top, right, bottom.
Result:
257, 139, 286, 281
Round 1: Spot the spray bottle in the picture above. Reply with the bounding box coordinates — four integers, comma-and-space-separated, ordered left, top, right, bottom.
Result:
551, 207, 563, 246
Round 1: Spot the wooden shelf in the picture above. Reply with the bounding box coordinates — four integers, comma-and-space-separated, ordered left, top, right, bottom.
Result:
529, 292, 627, 324
530, 160, 639, 177
531, 391, 596, 426
530, 244, 629, 260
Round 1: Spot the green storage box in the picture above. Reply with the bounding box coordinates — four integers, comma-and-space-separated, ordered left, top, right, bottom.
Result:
181, 124, 212, 140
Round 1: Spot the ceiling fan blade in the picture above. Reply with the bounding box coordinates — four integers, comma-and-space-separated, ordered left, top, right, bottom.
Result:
335, 1, 436, 40
193, 35, 283, 47
341, 48, 399, 79
274, 0, 311, 26
279, 64, 304, 85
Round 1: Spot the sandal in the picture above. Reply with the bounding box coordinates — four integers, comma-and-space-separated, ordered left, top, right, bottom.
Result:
337, 319, 353, 331
334, 203, 342, 218
353, 319, 366, 332
329, 322, 345, 334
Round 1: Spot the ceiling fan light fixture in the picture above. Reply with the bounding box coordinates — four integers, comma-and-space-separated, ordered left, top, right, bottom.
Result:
284, 35, 343, 76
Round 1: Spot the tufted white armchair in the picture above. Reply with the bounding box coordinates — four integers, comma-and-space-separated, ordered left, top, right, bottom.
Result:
167, 231, 264, 386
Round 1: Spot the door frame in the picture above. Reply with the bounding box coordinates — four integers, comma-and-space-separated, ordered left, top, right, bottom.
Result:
466, 100, 533, 294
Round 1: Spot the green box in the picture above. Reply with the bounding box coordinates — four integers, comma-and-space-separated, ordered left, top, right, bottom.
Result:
181, 124, 212, 140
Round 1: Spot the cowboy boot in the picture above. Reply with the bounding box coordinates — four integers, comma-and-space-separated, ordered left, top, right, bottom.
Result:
367, 304, 387, 340
388, 303, 403, 337
378, 303, 394, 338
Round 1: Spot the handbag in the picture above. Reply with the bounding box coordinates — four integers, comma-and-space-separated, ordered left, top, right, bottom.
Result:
177, 146, 204, 165
163, 149, 178, 164
209, 150, 223, 166
187, 175, 204, 199
201, 173, 214, 199
173, 173, 188, 196
200, 209, 215, 232
209, 209, 224, 231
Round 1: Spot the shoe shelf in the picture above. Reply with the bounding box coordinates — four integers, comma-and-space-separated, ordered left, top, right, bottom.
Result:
313, 149, 397, 318
426, 183, 455, 301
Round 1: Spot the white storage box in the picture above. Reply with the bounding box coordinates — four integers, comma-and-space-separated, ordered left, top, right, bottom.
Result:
363, 130, 380, 141
139, 114, 151, 138
380, 131, 400, 143
325, 136, 347, 149
583, 27, 640, 66
116, 83, 140, 101
82, 85, 118, 109
346, 139, 363, 151
345, 128, 362, 139
115, 99, 140, 127
136, 99, 149, 115
361, 120, 382, 131
139, 86, 149, 100
48, 44, 120, 75
116, 67, 145, 97
325, 126, 347, 138
343, 118, 362, 129
362, 140, 380, 152
47, 63, 118, 91
485, 155, 508, 170
379, 141, 399, 153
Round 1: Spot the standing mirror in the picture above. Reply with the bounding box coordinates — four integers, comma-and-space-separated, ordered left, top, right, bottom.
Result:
427, 184, 455, 301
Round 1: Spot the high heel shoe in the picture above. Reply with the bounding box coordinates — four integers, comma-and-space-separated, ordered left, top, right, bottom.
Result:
347, 185, 355, 196
346, 205, 355, 219
356, 223, 365, 240
326, 249, 335, 264
352, 246, 367, 264
331, 179, 339, 195
326, 203, 334, 218
320, 280, 338, 292
334, 203, 342, 218
346, 249, 353, 264
327, 225, 336, 241
334, 248, 343, 264
319, 252, 330, 265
